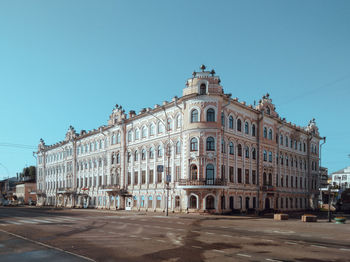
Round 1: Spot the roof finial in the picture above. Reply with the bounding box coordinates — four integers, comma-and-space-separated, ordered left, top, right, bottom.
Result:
200, 64, 206, 72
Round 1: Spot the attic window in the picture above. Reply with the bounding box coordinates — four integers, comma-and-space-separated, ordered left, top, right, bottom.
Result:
266, 106, 271, 115
200, 84, 206, 95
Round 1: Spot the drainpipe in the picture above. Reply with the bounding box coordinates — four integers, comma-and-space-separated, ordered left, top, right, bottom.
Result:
256, 110, 264, 214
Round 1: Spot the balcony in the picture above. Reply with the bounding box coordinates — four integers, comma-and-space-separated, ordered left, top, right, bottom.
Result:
261, 185, 275, 191
178, 178, 227, 189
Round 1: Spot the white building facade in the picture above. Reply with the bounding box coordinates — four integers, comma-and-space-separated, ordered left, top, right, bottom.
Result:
36, 66, 322, 213
331, 166, 350, 190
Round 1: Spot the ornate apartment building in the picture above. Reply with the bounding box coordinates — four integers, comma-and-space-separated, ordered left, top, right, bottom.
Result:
36, 65, 322, 213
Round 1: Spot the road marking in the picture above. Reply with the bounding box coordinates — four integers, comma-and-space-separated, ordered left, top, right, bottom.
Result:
266, 259, 283, 262
205, 232, 214, 235
176, 228, 185, 231
213, 249, 225, 253
192, 246, 202, 249
6, 221, 22, 225
0, 228, 95, 261
142, 237, 151, 240
191, 230, 201, 233
262, 239, 274, 242
237, 253, 251, 258
17, 220, 37, 224
240, 236, 251, 240
220, 226, 228, 229
340, 248, 350, 251
0, 223, 7, 226
129, 235, 137, 238
29, 219, 52, 224
222, 235, 233, 238
285, 241, 297, 245
311, 245, 326, 249
156, 239, 166, 243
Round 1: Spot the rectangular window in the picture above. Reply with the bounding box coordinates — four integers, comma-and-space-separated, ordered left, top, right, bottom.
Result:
142, 171, 146, 184
127, 172, 131, 185
98, 176, 102, 186
252, 170, 256, 184
238, 168, 242, 183
221, 165, 225, 180
149, 169, 154, 184
245, 169, 249, 184
175, 166, 180, 182
229, 166, 234, 183
134, 171, 138, 185
157, 171, 162, 183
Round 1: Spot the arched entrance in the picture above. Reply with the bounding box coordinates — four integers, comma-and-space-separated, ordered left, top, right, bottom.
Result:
189, 195, 197, 209
206, 195, 215, 210
229, 196, 234, 210
265, 198, 270, 209
245, 197, 250, 209
190, 165, 198, 180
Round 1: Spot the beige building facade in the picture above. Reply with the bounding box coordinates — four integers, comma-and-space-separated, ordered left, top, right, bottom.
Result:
36, 66, 322, 213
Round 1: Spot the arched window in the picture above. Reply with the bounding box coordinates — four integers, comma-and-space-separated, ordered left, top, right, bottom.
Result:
116, 132, 121, 143
263, 172, 267, 185
167, 119, 172, 131
268, 129, 273, 140
112, 134, 116, 144
285, 137, 288, 147
206, 137, 215, 151
229, 142, 234, 155
252, 147, 256, 159
176, 115, 181, 129
266, 106, 271, 115
116, 153, 120, 164
237, 119, 242, 131
252, 124, 256, 136
190, 164, 198, 180
135, 129, 140, 140
286, 155, 289, 166
157, 122, 164, 133
200, 83, 206, 95
245, 146, 249, 158
238, 144, 242, 156
150, 124, 155, 136
207, 108, 215, 122
190, 195, 197, 209
190, 109, 198, 123
280, 134, 283, 145
206, 195, 215, 210
244, 122, 249, 134
111, 153, 115, 164
176, 141, 181, 154
142, 126, 147, 138
268, 173, 272, 186
175, 196, 180, 208
149, 147, 154, 159
134, 150, 138, 161
128, 131, 132, 142
206, 164, 215, 185
263, 127, 267, 138
127, 152, 131, 163
229, 116, 234, 129
221, 139, 225, 153
303, 143, 306, 152
157, 145, 163, 157
268, 151, 272, 162
190, 138, 198, 151
141, 149, 146, 160
263, 150, 267, 161
221, 112, 225, 127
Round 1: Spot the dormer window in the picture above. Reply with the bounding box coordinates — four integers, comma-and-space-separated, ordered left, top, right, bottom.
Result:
200, 84, 206, 95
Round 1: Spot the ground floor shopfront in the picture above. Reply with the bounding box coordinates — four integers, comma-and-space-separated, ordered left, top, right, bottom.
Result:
37, 187, 317, 213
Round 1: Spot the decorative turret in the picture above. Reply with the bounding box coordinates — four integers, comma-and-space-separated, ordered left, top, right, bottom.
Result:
65, 125, 77, 141
305, 118, 319, 136
38, 138, 46, 151
108, 104, 127, 125
183, 65, 222, 96
255, 93, 278, 118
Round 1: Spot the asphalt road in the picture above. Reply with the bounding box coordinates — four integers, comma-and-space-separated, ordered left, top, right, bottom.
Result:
0, 207, 349, 262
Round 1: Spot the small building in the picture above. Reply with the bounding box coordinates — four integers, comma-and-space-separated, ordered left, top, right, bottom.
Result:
331, 166, 350, 190
15, 182, 37, 205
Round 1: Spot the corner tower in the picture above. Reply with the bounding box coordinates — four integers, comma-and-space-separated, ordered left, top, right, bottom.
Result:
183, 65, 223, 96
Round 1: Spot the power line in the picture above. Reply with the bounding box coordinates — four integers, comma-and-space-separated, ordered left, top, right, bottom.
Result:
0, 143, 36, 150
280, 73, 350, 106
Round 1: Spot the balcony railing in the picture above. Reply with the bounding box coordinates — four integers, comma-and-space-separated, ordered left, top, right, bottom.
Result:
101, 184, 120, 190
179, 178, 227, 186
261, 185, 275, 191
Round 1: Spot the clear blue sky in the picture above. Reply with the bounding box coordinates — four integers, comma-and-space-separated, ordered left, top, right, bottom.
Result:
0, 0, 349, 179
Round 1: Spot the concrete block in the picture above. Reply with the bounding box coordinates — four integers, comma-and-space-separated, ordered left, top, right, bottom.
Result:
274, 214, 289, 220
302, 215, 317, 222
